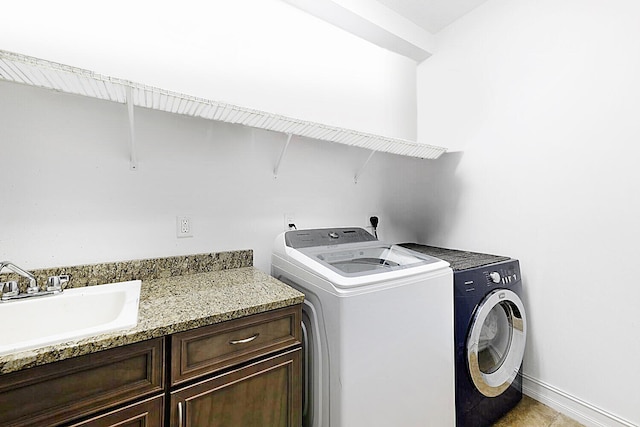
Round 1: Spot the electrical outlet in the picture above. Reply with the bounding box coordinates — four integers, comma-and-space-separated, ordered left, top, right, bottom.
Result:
367, 213, 379, 237
177, 216, 193, 238
284, 213, 296, 231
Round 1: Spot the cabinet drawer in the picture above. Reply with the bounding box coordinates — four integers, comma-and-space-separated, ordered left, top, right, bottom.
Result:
171, 305, 301, 385
67, 394, 164, 427
0, 338, 165, 427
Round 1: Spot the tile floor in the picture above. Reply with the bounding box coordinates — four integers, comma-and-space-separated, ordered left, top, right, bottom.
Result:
493, 395, 584, 427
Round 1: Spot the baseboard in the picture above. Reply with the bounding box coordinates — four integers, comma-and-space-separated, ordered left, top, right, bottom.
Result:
522, 373, 637, 427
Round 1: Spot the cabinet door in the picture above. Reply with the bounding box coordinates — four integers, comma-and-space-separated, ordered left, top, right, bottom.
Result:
170, 348, 301, 427
67, 395, 164, 427
0, 338, 165, 427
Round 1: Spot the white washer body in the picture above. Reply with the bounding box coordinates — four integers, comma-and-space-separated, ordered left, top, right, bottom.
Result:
271, 228, 455, 427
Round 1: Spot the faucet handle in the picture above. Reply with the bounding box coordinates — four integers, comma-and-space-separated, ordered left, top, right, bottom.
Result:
1, 281, 19, 299
46, 275, 69, 293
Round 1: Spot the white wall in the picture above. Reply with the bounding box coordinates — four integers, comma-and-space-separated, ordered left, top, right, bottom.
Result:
0, 79, 430, 272
417, 0, 640, 425
0, 0, 417, 141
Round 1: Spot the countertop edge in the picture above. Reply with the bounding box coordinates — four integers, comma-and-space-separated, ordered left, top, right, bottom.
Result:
0, 267, 304, 375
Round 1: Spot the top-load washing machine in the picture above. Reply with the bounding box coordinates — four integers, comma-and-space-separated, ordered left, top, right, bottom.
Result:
271, 228, 455, 427
401, 244, 527, 427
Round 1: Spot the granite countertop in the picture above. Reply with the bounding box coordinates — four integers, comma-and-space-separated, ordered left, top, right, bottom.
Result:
0, 252, 304, 375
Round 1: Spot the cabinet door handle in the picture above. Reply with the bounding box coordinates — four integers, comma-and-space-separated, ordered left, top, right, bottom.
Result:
178, 401, 184, 427
229, 333, 260, 345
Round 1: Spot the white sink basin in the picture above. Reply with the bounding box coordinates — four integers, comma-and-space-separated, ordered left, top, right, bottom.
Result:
0, 280, 141, 356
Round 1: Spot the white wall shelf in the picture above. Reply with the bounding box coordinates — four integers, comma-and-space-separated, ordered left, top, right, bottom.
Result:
0, 50, 446, 160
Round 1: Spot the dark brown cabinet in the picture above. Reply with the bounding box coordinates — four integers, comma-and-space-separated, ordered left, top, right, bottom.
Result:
171, 304, 302, 386
67, 395, 164, 427
0, 338, 165, 427
170, 349, 301, 427
0, 305, 302, 427
169, 305, 302, 427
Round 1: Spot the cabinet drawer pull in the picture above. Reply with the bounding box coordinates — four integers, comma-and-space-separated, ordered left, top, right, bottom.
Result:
229, 333, 260, 345
177, 401, 184, 427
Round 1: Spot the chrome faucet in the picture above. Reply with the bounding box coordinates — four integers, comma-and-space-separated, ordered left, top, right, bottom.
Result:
0, 261, 38, 293
0, 261, 68, 301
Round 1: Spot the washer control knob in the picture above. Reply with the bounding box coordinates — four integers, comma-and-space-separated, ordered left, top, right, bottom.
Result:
489, 272, 501, 284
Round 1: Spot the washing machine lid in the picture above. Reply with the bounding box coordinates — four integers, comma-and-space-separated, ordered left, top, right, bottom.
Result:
282, 228, 448, 285
299, 242, 441, 277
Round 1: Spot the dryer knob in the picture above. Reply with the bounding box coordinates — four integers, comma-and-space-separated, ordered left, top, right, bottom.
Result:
489, 272, 501, 284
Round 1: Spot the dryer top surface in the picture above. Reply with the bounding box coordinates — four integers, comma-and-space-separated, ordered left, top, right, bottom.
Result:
400, 244, 510, 271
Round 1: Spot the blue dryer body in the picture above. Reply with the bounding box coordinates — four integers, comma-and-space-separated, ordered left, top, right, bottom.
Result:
400, 245, 526, 427
453, 260, 524, 427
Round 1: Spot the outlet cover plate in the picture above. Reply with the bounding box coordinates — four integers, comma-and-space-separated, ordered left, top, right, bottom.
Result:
284, 213, 296, 231
177, 216, 193, 238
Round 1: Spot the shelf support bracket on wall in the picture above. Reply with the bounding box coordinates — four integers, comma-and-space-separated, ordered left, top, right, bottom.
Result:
273, 133, 293, 179
126, 86, 138, 171
354, 150, 376, 184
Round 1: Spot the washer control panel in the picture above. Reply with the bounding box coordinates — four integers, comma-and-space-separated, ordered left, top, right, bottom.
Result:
285, 227, 377, 249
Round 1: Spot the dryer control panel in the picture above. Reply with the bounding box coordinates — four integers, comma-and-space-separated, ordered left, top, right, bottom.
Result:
487, 268, 518, 285
454, 260, 521, 297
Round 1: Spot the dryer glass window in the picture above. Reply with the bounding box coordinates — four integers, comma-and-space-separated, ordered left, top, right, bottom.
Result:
478, 303, 514, 374
467, 289, 527, 398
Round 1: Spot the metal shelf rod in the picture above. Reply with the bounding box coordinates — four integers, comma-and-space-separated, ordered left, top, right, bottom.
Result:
274, 133, 293, 179
354, 150, 376, 184
126, 86, 138, 171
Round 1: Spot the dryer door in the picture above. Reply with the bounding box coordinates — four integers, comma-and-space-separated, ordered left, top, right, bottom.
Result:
467, 289, 527, 397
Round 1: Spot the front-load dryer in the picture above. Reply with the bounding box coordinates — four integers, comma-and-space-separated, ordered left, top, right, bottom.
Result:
401, 244, 527, 427
271, 228, 455, 427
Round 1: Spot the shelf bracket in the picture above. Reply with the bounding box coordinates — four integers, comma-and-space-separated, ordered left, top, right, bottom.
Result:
126, 86, 138, 171
354, 150, 376, 184
274, 133, 293, 179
